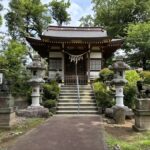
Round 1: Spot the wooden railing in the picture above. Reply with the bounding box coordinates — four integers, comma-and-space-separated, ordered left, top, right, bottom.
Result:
64, 75, 88, 85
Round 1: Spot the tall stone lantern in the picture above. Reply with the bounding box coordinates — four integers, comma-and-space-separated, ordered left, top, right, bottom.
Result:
27, 55, 45, 107
109, 56, 130, 107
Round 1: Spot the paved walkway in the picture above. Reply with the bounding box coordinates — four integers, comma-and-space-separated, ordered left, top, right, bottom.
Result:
9, 116, 107, 150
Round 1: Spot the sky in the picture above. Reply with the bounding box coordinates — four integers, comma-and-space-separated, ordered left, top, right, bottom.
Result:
0, 0, 93, 33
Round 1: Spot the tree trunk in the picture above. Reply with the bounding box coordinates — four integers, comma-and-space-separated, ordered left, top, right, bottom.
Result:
142, 57, 147, 70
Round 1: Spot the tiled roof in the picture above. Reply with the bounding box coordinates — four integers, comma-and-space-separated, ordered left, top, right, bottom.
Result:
43, 26, 107, 38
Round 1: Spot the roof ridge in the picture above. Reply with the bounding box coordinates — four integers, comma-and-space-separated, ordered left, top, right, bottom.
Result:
46, 26, 105, 32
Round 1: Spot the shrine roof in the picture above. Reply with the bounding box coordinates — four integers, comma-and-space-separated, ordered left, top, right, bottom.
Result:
42, 26, 107, 38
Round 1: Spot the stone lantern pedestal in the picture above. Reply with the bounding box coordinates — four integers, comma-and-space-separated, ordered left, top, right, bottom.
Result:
0, 71, 16, 128
17, 55, 49, 118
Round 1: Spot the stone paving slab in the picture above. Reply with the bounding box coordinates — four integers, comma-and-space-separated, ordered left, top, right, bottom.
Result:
9, 116, 107, 150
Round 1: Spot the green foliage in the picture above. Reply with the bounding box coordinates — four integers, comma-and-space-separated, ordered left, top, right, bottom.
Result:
124, 84, 137, 109
140, 71, 150, 84
93, 82, 114, 109
0, 40, 31, 96
42, 81, 60, 101
0, 2, 3, 26
79, 15, 94, 27
124, 70, 141, 108
43, 99, 56, 109
125, 70, 141, 86
126, 22, 150, 70
49, 0, 71, 26
99, 68, 114, 82
92, 0, 150, 37
5, 0, 51, 40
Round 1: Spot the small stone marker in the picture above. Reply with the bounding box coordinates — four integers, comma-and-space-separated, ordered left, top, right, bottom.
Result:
113, 107, 125, 124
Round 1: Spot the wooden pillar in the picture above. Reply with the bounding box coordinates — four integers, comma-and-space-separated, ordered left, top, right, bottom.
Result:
62, 43, 65, 84
87, 43, 90, 84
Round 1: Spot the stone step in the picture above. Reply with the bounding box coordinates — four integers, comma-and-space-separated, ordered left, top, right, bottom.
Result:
61, 85, 91, 88
61, 87, 92, 90
58, 102, 97, 106
57, 106, 97, 111
60, 90, 93, 93
58, 100, 95, 103
57, 110, 99, 114
59, 93, 94, 96
59, 96, 95, 99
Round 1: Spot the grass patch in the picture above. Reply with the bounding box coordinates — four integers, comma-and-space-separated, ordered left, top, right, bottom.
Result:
106, 131, 150, 150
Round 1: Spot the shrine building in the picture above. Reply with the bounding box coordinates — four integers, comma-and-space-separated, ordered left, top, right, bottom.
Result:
26, 26, 123, 85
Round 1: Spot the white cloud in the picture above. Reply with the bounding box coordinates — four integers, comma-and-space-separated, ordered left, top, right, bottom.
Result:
67, 2, 83, 26
67, 2, 93, 26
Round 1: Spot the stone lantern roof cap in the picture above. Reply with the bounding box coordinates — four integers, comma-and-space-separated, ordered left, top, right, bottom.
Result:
109, 56, 130, 70
27, 55, 45, 70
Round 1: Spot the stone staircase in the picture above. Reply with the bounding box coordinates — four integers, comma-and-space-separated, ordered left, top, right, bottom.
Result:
57, 85, 98, 114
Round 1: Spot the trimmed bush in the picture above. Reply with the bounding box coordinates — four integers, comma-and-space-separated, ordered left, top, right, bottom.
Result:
99, 68, 114, 82
124, 85, 137, 108
124, 70, 141, 109
42, 80, 60, 113
43, 99, 56, 109
43, 81, 60, 101
93, 82, 114, 110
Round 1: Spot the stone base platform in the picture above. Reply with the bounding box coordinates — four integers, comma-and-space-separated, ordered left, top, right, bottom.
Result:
16, 106, 49, 118
0, 107, 16, 128
105, 106, 134, 120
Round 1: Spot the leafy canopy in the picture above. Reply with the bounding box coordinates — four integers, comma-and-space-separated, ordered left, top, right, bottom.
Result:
0, 2, 3, 26
92, 0, 150, 37
49, 0, 71, 26
79, 15, 94, 27
5, 0, 51, 40
0, 40, 30, 95
126, 22, 150, 70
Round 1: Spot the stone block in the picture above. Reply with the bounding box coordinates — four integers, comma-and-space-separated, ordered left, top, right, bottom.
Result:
113, 107, 125, 124
16, 107, 49, 118
133, 98, 150, 131
136, 98, 150, 110
0, 108, 16, 128
0, 92, 14, 108
105, 108, 113, 118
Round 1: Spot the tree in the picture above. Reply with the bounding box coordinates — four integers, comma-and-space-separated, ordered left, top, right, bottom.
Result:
0, 40, 30, 95
92, 0, 150, 37
126, 22, 150, 70
79, 15, 94, 27
0, 2, 3, 26
5, 0, 51, 40
49, 0, 71, 26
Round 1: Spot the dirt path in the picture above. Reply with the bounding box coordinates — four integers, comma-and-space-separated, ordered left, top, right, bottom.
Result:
8, 115, 107, 150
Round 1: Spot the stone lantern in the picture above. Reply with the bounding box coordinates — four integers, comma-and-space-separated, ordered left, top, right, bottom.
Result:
109, 56, 130, 107
27, 55, 45, 107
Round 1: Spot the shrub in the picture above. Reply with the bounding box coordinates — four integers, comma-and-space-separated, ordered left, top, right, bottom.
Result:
124, 85, 137, 109
140, 71, 150, 84
93, 82, 114, 110
124, 70, 141, 109
43, 80, 60, 101
43, 99, 56, 109
125, 70, 141, 86
99, 68, 114, 82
